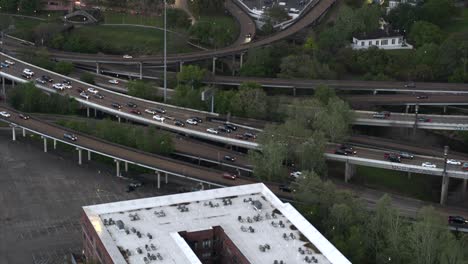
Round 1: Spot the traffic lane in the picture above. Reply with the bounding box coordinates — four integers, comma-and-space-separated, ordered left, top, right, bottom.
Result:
0, 56, 259, 142
344, 94, 468, 105
356, 112, 468, 124
326, 145, 466, 171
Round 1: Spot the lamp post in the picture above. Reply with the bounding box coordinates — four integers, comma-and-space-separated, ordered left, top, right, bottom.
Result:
440, 145, 449, 205
163, 0, 167, 103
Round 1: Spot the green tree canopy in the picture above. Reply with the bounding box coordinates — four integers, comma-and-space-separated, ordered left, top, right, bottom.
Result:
409, 21, 443, 48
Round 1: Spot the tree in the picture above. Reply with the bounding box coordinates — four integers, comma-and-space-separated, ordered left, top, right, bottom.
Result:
419, 0, 456, 27
53, 61, 74, 75
127, 80, 154, 100
386, 4, 420, 32
166, 8, 191, 28
230, 82, 267, 119
408, 21, 443, 48
265, 6, 289, 24
18, 0, 42, 13
80, 72, 95, 85
177, 65, 206, 89
314, 85, 336, 105
240, 47, 281, 77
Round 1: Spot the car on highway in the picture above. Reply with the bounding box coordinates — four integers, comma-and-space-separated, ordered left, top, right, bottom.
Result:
235, 134, 245, 140
372, 112, 387, 119
447, 159, 461, 165
164, 115, 175, 121
19, 113, 30, 120
52, 83, 65, 91
127, 102, 137, 108
404, 82, 416, 88
217, 126, 231, 133
111, 103, 122, 109
123, 54, 133, 59
63, 133, 77, 141
207, 128, 219, 134
191, 117, 203, 123
0, 62, 9, 68
0, 111, 11, 118
448, 216, 467, 225
23, 69, 34, 76
421, 162, 436, 168
243, 132, 257, 139
340, 144, 357, 155
153, 115, 165, 122
35, 78, 46, 84
399, 152, 414, 159
76, 88, 84, 93
154, 107, 166, 114
385, 154, 401, 163
145, 109, 157, 115
63, 79, 72, 85
5, 59, 15, 65
94, 93, 104, 99
80, 92, 90, 100
417, 117, 431, 122
416, 95, 429, 99
186, 118, 198, 125
130, 109, 141, 115
224, 155, 236, 162
462, 162, 468, 171
174, 120, 185, 127
41, 75, 53, 82
108, 79, 119, 85
334, 148, 348, 155
290, 171, 302, 179
225, 123, 237, 131
87, 88, 99, 94
21, 73, 32, 79
222, 172, 237, 180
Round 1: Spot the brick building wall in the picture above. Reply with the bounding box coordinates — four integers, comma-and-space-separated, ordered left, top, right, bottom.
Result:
81, 209, 115, 264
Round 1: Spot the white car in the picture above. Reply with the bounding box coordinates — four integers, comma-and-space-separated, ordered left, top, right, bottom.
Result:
52, 83, 65, 91
123, 54, 133, 59
153, 115, 165, 122
206, 128, 219, 134
80, 92, 90, 100
23, 68, 34, 76
108, 79, 119, 85
63, 84, 72, 89
0, 111, 11, 118
145, 109, 157, 115
5, 59, 15, 65
290, 171, 302, 179
87, 88, 99, 94
186, 118, 198, 125
447, 159, 462, 165
422, 162, 437, 168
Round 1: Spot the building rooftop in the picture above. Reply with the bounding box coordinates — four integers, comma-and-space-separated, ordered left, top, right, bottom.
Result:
82, 183, 351, 264
354, 28, 402, 40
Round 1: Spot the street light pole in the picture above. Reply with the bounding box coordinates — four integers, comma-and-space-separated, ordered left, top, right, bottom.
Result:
163, 0, 167, 103
440, 145, 449, 205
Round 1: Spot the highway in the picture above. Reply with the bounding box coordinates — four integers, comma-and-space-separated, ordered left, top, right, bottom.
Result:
344, 94, 468, 106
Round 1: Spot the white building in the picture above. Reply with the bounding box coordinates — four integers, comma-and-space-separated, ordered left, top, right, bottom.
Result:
352, 29, 413, 50
82, 183, 351, 264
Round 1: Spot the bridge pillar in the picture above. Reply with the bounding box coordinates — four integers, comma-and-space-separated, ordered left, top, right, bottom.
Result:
53, 139, 57, 150
240, 52, 244, 68
115, 160, 121, 177
462, 179, 467, 199
96, 62, 100, 74
43, 137, 48, 153
156, 171, 161, 189
212, 57, 217, 74
77, 148, 82, 165
94, 108, 97, 118
443, 105, 447, 114
440, 174, 450, 205
1, 76, 4, 95
88, 150, 91, 161
11, 126, 16, 141
139, 62, 143, 80
124, 161, 128, 172
413, 104, 419, 137
232, 55, 236, 76
165, 173, 168, 184
22, 127, 25, 137
11, 80, 14, 88
405, 105, 410, 114
345, 161, 355, 183
179, 61, 184, 72
373, 90, 378, 95
117, 116, 121, 123
86, 107, 90, 118
293, 87, 296, 97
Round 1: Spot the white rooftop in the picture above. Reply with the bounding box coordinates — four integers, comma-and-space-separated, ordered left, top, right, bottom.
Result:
83, 183, 351, 264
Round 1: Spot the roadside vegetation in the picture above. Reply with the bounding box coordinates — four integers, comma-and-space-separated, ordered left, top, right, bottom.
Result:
20, 49, 75, 75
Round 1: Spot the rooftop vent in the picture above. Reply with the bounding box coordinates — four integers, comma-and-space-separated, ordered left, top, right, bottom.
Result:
116, 220, 125, 230
252, 200, 263, 211
129, 213, 140, 221
154, 210, 166, 217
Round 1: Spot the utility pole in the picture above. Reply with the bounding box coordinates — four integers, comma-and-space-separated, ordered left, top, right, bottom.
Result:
163, 0, 167, 103
440, 145, 449, 205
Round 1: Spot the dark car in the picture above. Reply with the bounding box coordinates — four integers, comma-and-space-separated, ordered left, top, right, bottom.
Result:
417, 117, 431, 122
155, 107, 166, 114
448, 216, 467, 225
127, 102, 137, 108
76, 88, 84, 93
373, 113, 387, 119
334, 149, 348, 155
235, 134, 245, 140
42, 75, 53, 82
63, 79, 72, 85
279, 184, 294, 193
416, 95, 429, 99
35, 78, 46, 84
218, 126, 231, 133
400, 152, 414, 159
224, 155, 236, 162
340, 144, 356, 154
462, 162, 468, 171
0, 62, 9, 68
130, 109, 141, 115
64, 133, 77, 141
174, 120, 185, 127
387, 154, 401, 163
191, 116, 203, 123
19, 113, 30, 120
243, 132, 257, 139
111, 103, 122, 109
94, 93, 104, 99
225, 123, 237, 131
126, 185, 135, 193
222, 172, 237, 180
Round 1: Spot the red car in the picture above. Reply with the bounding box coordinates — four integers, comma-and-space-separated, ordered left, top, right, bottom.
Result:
222, 172, 237, 180
130, 109, 141, 115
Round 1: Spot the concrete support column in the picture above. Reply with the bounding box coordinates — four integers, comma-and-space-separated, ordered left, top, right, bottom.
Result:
344, 161, 355, 183
440, 174, 450, 205
405, 104, 410, 114
407, 171, 412, 179
77, 148, 82, 165
462, 179, 467, 199
1, 76, 4, 95
117, 116, 121, 123
293, 87, 296, 97
86, 107, 90, 118
212, 57, 217, 74
94, 108, 97, 118
373, 90, 378, 95
11, 80, 14, 88
232, 55, 236, 76
22, 127, 25, 137
165, 173, 168, 184
87, 150, 91, 161
240, 53, 244, 68
139, 62, 143, 80
413, 104, 419, 137
124, 161, 128, 172
43, 137, 47, 153
11, 126, 16, 141
179, 61, 184, 72
115, 160, 120, 177
96, 62, 100, 74
443, 105, 447, 114
53, 139, 56, 150
156, 171, 161, 189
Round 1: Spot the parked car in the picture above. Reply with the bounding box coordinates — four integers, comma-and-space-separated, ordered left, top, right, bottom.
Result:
19, 113, 30, 120
127, 102, 137, 108
108, 79, 119, 85
174, 120, 185, 127
130, 109, 141, 115
421, 162, 436, 168
21, 73, 32, 79
76, 88, 84, 93
384, 152, 400, 159
63, 133, 77, 141
111, 103, 122, 109
87, 88, 99, 94
222, 172, 237, 180
235, 134, 245, 140
399, 152, 414, 159
186, 118, 198, 125
207, 128, 219, 134
447, 159, 462, 165
153, 115, 165, 122
448, 216, 467, 225
0, 111, 11, 118
224, 155, 236, 162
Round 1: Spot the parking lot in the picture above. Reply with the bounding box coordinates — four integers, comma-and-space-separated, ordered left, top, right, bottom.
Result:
0, 130, 190, 264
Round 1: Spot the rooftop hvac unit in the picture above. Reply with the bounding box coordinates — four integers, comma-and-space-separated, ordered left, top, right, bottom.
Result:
116, 220, 125, 230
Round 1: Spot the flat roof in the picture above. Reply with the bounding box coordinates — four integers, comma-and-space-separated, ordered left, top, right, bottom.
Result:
83, 183, 351, 264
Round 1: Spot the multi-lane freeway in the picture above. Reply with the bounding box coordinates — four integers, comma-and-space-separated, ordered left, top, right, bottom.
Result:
345, 94, 468, 106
